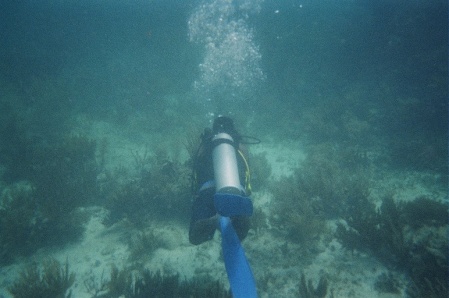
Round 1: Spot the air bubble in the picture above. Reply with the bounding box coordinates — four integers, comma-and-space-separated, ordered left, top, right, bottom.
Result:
189, 0, 265, 105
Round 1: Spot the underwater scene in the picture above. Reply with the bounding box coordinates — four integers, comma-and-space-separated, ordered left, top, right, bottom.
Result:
0, 0, 447, 297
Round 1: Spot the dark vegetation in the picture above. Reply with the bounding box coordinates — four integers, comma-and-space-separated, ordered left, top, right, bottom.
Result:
126, 227, 174, 264
298, 272, 328, 298
0, 131, 97, 264
0, 102, 35, 183
336, 195, 448, 297
249, 152, 272, 191
9, 258, 75, 298
0, 184, 40, 263
271, 171, 326, 247
0, 81, 96, 264
374, 272, 401, 294
270, 143, 370, 250
269, 140, 447, 297
9, 259, 230, 298
101, 149, 192, 227
103, 266, 231, 298
0, 103, 192, 264
84, 265, 231, 298
31, 135, 97, 246
0, 137, 193, 265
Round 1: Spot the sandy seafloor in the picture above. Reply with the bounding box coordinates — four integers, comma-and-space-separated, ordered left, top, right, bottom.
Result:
0, 117, 445, 298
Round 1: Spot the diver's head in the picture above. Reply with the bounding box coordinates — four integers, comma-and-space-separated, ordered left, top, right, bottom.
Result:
213, 116, 235, 135
212, 116, 241, 143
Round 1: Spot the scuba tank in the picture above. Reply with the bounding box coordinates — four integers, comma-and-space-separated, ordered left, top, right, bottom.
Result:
211, 116, 252, 217
211, 117, 257, 297
212, 132, 243, 195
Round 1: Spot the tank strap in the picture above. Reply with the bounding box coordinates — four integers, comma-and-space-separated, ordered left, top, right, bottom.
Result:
238, 149, 252, 196
211, 137, 236, 148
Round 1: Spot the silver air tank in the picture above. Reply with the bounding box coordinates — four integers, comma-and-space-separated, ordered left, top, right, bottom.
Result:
212, 132, 242, 194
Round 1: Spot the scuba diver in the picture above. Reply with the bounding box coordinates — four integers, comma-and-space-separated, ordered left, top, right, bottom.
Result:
189, 116, 252, 245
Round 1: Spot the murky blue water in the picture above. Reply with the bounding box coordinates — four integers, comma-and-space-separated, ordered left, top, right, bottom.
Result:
1, 1, 446, 136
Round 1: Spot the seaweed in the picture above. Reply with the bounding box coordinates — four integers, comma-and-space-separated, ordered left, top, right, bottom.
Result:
0, 134, 98, 264
0, 182, 86, 265
269, 144, 368, 248
298, 272, 328, 298
406, 273, 448, 298
335, 188, 381, 255
374, 272, 401, 294
8, 258, 75, 298
251, 206, 269, 234
405, 230, 448, 298
250, 152, 272, 191
270, 143, 374, 255
131, 146, 153, 174
30, 135, 97, 246
107, 265, 132, 298
379, 197, 409, 266
400, 196, 448, 228
104, 265, 231, 298
336, 194, 411, 264
104, 150, 191, 226
289, 143, 371, 219
32, 135, 98, 213
336, 195, 448, 297
0, 102, 35, 183
270, 173, 326, 248
84, 269, 109, 297
388, 132, 448, 175
182, 126, 202, 165
127, 229, 161, 262
0, 183, 40, 264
